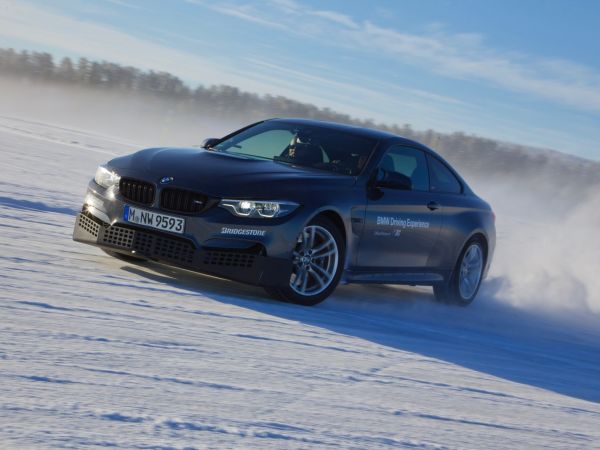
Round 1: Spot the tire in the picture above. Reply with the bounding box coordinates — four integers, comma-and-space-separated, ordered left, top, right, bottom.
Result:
265, 216, 345, 306
434, 237, 486, 306
102, 249, 147, 263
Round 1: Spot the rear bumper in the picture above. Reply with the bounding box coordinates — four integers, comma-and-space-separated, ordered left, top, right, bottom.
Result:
73, 212, 292, 287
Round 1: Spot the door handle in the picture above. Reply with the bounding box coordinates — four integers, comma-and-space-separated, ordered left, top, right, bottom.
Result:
427, 201, 441, 211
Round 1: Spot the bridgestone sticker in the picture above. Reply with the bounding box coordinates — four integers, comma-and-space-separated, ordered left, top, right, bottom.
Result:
221, 227, 266, 237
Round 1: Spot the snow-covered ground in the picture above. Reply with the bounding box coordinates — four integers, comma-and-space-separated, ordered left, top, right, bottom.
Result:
1, 115, 599, 449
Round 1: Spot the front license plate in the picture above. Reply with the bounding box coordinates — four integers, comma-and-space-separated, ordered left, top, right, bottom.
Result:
124, 205, 185, 234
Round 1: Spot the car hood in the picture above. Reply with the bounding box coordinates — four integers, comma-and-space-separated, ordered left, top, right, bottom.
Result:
109, 147, 355, 197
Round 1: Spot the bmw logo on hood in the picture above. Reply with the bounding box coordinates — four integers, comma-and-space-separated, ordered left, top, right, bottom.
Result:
160, 176, 174, 184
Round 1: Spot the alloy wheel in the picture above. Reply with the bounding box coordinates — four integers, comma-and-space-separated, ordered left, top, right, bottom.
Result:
290, 225, 339, 296
458, 243, 483, 300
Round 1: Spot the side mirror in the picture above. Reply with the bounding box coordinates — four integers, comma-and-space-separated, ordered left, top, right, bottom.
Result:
374, 168, 412, 190
202, 138, 220, 149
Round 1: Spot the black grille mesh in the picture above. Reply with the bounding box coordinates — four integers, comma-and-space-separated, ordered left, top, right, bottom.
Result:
77, 213, 100, 238
160, 188, 207, 214
103, 226, 134, 248
119, 178, 155, 205
203, 251, 256, 268
134, 231, 195, 264
92, 219, 259, 269
99, 225, 195, 265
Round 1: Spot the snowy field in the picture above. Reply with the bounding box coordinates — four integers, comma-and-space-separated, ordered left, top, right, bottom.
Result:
1, 115, 599, 449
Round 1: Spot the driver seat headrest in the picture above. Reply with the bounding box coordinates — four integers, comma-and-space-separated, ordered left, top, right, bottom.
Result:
289, 142, 322, 165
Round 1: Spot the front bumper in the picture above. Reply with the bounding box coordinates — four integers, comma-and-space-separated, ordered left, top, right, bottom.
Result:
74, 212, 292, 287
73, 189, 294, 287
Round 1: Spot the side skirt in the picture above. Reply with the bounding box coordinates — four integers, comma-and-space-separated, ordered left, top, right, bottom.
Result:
343, 267, 448, 285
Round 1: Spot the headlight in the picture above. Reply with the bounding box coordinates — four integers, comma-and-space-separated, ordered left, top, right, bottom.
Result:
219, 199, 299, 218
94, 165, 121, 188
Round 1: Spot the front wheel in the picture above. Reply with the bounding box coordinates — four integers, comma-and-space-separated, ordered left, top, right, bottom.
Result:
265, 217, 344, 306
434, 238, 485, 306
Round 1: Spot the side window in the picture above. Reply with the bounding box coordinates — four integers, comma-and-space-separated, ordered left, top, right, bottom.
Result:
428, 155, 462, 194
378, 145, 429, 191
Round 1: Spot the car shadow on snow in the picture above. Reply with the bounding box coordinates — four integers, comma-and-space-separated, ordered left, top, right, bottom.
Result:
122, 261, 600, 404
0, 196, 78, 216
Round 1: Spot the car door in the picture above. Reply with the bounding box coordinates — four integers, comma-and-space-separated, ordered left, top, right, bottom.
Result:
357, 145, 443, 268
424, 153, 469, 269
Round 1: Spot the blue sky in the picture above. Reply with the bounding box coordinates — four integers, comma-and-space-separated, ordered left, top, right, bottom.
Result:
1, 0, 599, 159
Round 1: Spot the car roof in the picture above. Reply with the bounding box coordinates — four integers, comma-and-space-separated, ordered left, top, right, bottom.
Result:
268, 118, 427, 149
266, 118, 473, 194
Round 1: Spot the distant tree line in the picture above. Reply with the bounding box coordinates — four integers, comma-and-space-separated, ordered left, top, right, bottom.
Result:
1, 47, 598, 196
0, 47, 367, 126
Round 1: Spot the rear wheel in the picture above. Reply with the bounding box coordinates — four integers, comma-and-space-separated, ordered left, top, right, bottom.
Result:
265, 217, 344, 306
434, 238, 485, 306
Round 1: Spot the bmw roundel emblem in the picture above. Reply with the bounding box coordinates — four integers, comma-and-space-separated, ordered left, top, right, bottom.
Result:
160, 176, 174, 184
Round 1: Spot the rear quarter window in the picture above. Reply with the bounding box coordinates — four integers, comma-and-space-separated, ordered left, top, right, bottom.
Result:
428, 155, 462, 194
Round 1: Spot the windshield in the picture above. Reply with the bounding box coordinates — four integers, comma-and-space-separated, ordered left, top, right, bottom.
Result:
212, 122, 377, 176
